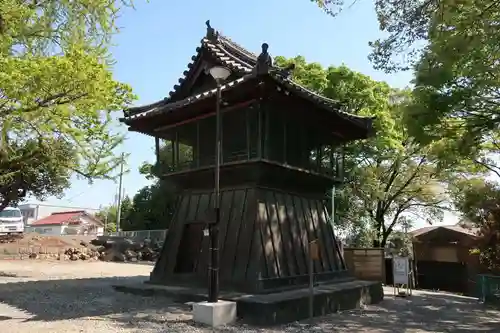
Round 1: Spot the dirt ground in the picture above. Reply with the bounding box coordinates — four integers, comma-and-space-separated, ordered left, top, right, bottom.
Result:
0, 233, 94, 256
0, 261, 499, 333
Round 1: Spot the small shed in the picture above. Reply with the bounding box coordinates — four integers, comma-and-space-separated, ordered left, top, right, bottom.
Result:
411, 225, 479, 294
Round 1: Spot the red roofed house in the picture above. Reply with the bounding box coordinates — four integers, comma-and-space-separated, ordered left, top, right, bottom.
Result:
29, 210, 104, 236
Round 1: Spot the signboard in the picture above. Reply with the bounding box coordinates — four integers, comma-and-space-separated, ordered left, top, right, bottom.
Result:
393, 256, 410, 285
309, 241, 319, 260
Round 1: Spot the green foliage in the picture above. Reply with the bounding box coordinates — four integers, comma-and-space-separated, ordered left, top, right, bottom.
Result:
0, 138, 72, 210
386, 216, 413, 257
105, 222, 117, 233
314, 0, 500, 157
404, 0, 500, 149
139, 142, 193, 180
314, 0, 499, 74
275, 56, 476, 247
96, 195, 133, 232
0, 0, 138, 210
312, 0, 435, 72
452, 178, 500, 271
343, 219, 376, 248
118, 142, 189, 231
122, 182, 177, 231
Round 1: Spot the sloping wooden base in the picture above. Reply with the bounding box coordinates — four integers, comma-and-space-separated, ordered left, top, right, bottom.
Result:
113, 279, 384, 325
150, 186, 349, 293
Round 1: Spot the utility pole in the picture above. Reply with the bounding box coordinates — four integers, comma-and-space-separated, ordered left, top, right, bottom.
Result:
116, 152, 125, 232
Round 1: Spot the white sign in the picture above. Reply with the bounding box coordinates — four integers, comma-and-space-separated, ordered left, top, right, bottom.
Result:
393, 256, 410, 285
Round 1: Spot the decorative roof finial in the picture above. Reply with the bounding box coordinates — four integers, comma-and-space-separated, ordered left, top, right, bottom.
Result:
262, 43, 268, 53
205, 20, 218, 41
277, 62, 296, 79
254, 42, 272, 74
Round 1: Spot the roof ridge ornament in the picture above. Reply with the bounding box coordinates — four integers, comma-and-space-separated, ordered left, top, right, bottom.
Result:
205, 20, 218, 42
274, 63, 296, 79
254, 43, 272, 75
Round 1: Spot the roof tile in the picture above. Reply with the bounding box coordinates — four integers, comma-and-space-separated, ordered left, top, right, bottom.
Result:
31, 211, 100, 226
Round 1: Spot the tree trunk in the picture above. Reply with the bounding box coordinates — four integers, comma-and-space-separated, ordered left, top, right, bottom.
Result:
381, 231, 390, 248
374, 215, 385, 248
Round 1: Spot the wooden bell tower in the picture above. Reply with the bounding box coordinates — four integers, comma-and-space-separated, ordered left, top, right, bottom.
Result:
120, 21, 375, 294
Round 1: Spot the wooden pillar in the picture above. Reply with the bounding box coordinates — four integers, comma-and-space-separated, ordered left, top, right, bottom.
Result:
176, 132, 180, 169
246, 107, 251, 159
220, 111, 224, 163
329, 144, 334, 172
341, 144, 345, 177
196, 121, 200, 168
155, 137, 160, 165
257, 104, 263, 158
170, 137, 175, 171
283, 116, 287, 164
317, 147, 321, 171
264, 108, 270, 159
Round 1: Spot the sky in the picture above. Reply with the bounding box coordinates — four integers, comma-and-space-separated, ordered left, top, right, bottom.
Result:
24, 0, 459, 227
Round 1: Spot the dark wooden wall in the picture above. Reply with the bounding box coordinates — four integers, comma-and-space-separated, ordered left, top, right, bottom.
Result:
150, 186, 349, 293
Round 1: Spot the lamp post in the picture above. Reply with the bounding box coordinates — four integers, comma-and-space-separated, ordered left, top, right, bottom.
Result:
207, 65, 231, 303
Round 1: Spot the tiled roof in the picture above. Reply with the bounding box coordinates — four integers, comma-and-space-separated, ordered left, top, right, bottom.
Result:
30, 211, 102, 226
124, 34, 256, 118
122, 22, 374, 129
124, 75, 252, 121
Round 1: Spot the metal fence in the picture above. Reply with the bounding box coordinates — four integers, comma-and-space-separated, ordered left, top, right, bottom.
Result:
105, 229, 168, 242
478, 274, 500, 305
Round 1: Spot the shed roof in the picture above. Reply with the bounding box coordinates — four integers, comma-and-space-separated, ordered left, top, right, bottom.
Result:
410, 225, 479, 238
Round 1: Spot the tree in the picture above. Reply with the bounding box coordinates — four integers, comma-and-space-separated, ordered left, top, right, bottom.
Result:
314, 0, 500, 153
123, 183, 177, 231
405, 1, 500, 149
138, 141, 193, 180
275, 56, 475, 247
121, 142, 187, 231
452, 178, 500, 271
0, 138, 72, 210
96, 196, 133, 233
0, 0, 137, 210
315, 0, 499, 72
104, 222, 117, 233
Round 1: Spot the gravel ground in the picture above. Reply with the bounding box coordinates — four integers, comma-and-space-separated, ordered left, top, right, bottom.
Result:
0, 261, 500, 333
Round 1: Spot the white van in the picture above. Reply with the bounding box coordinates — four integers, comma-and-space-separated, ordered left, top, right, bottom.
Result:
0, 207, 24, 234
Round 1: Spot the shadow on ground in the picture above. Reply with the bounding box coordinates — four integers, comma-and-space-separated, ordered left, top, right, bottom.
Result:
308, 290, 500, 333
1, 278, 500, 332
0, 276, 192, 324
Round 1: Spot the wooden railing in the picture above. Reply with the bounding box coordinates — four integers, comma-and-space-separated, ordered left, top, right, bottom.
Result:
163, 148, 343, 179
